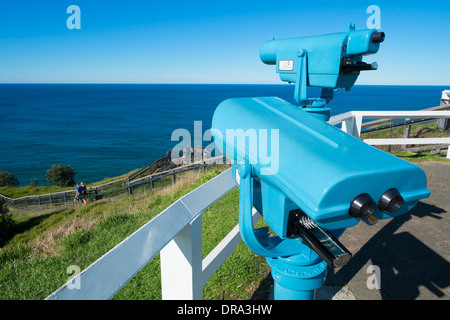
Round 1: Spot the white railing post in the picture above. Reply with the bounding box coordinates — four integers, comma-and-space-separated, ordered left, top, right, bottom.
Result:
339, 112, 362, 138
340, 118, 352, 135
355, 114, 363, 138
160, 214, 203, 300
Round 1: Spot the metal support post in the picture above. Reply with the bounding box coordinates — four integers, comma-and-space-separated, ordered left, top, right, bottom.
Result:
266, 252, 327, 300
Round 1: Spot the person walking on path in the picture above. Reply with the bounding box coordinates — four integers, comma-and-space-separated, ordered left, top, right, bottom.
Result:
76, 182, 87, 205
74, 183, 80, 204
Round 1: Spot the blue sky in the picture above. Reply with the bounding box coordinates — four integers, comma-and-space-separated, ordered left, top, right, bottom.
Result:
0, 0, 449, 85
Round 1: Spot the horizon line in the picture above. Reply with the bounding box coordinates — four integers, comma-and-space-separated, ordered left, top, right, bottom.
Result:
0, 82, 449, 87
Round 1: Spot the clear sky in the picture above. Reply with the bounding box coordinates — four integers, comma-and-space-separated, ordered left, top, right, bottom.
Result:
0, 0, 449, 85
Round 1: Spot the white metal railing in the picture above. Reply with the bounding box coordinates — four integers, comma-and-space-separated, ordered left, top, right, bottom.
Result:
328, 111, 450, 159
46, 169, 260, 300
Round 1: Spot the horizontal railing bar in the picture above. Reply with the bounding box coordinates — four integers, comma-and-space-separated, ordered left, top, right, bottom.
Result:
363, 137, 450, 145
351, 110, 450, 119
361, 118, 438, 133
361, 104, 450, 128
328, 110, 450, 126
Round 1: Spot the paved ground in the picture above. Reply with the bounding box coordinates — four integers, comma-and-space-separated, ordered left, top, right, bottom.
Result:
317, 161, 450, 300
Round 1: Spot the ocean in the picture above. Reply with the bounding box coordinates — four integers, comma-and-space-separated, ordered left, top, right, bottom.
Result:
0, 84, 447, 186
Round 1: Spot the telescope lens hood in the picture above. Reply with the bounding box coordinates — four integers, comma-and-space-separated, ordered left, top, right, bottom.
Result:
378, 188, 404, 213
371, 32, 385, 43
350, 193, 376, 219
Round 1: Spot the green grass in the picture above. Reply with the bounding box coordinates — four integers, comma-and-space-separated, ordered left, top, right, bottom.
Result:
0, 165, 271, 300
391, 151, 450, 163
0, 185, 73, 199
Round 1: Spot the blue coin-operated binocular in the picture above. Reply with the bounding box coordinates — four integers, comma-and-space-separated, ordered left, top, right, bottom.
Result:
260, 23, 385, 121
211, 25, 430, 300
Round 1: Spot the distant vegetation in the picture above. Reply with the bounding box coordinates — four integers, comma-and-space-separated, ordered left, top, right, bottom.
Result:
0, 198, 15, 246
45, 164, 76, 187
0, 171, 19, 187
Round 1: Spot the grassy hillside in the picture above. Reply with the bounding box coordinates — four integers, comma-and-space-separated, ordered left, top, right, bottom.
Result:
0, 169, 140, 199
0, 165, 271, 300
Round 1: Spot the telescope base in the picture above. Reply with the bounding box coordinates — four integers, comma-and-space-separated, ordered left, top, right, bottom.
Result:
273, 282, 316, 300
266, 253, 327, 300
302, 106, 331, 122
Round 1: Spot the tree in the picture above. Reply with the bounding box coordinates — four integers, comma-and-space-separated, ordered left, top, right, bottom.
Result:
0, 197, 15, 245
0, 171, 19, 187
45, 164, 76, 187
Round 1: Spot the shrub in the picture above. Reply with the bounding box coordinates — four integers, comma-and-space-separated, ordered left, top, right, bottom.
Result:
29, 179, 38, 187
45, 164, 76, 187
0, 171, 19, 187
0, 198, 15, 246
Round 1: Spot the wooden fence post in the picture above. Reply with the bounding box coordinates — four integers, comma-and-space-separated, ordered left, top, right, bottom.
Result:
402, 119, 411, 151
125, 178, 131, 197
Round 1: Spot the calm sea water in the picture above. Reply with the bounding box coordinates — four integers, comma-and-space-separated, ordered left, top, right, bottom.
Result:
0, 84, 447, 186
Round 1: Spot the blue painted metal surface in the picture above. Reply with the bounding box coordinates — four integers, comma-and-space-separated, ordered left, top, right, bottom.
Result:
212, 96, 430, 299
260, 23, 384, 120
266, 254, 328, 300
212, 97, 430, 233
211, 25, 430, 299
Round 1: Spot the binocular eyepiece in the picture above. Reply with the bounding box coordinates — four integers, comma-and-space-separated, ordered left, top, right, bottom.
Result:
350, 188, 405, 219
378, 188, 404, 213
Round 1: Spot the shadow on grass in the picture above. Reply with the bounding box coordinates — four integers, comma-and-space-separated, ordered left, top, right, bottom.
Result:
1, 209, 67, 248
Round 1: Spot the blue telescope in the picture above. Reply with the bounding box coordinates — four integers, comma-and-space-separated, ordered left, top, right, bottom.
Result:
260, 23, 385, 121
211, 24, 430, 300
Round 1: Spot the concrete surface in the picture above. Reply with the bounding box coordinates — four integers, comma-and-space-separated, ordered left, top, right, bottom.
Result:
317, 161, 450, 300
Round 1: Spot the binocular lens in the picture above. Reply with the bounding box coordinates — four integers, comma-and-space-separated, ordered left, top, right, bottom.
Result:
350, 194, 376, 219
378, 188, 404, 213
